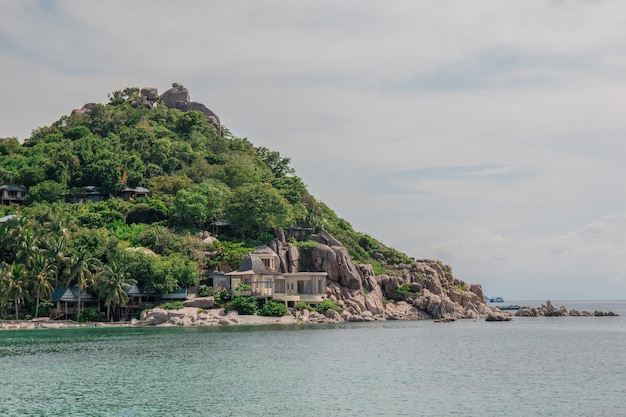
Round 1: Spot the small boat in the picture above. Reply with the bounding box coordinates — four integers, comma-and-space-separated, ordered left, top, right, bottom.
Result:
488, 297, 504, 303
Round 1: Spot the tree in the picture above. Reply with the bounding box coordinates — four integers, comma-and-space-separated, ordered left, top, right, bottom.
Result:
170, 188, 209, 227
97, 262, 131, 321
256, 147, 295, 177
65, 249, 100, 322
25, 181, 67, 204
205, 241, 253, 271
226, 183, 293, 237
12, 226, 41, 269
30, 253, 56, 318
3, 263, 29, 319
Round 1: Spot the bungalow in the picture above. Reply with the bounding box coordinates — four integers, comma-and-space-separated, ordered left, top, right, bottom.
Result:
65, 186, 108, 203
228, 249, 327, 307
120, 186, 150, 201
49, 286, 99, 319
117, 282, 160, 320
0, 185, 27, 205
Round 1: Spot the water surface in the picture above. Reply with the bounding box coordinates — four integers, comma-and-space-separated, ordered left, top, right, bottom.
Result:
1, 301, 625, 416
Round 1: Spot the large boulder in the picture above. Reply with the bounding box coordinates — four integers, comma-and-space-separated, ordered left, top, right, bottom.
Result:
486, 311, 513, 322
141, 87, 159, 101
187, 101, 221, 134
160, 82, 190, 110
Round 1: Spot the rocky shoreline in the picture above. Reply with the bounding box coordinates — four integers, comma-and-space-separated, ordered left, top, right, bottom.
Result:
514, 300, 619, 317
2, 298, 619, 330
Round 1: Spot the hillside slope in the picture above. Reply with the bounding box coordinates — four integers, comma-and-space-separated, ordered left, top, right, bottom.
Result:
0, 83, 499, 322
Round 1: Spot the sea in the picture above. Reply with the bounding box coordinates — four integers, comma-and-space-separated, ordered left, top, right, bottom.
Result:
0, 300, 625, 417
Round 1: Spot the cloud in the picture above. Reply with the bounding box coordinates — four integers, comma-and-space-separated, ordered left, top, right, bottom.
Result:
364, 165, 531, 195
2, 0, 626, 299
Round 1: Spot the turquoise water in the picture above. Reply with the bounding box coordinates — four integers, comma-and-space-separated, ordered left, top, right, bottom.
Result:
1, 301, 625, 417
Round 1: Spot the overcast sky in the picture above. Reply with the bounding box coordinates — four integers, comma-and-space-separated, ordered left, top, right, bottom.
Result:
2, 1, 626, 300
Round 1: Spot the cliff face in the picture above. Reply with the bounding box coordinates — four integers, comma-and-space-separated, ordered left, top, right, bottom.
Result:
267, 230, 498, 321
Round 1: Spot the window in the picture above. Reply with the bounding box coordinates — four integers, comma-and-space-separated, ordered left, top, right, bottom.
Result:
297, 280, 313, 295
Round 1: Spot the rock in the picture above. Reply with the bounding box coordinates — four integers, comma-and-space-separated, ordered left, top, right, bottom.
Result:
310, 245, 340, 281
141, 87, 159, 101
316, 229, 343, 247
486, 311, 513, 322
324, 309, 342, 321
160, 83, 190, 110
286, 244, 300, 273
183, 297, 215, 309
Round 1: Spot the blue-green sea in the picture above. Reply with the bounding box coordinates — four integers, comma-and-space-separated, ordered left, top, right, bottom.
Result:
1, 300, 625, 417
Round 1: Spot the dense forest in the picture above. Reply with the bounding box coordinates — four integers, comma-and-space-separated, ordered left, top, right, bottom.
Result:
0, 87, 412, 321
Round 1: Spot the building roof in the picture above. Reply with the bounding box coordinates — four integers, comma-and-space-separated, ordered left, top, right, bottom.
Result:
50, 286, 96, 302
0, 214, 18, 223
228, 254, 279, 276
74, 186, 104, 195
0, 185, 27, 192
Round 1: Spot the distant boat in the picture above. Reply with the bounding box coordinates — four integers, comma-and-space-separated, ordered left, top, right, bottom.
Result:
489, 297, 504, 303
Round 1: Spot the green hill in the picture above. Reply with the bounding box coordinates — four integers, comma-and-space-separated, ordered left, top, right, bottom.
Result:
0, 84, 413, 320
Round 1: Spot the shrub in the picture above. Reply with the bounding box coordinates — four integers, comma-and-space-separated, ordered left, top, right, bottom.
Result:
235, 283, 251, 291
32, 300, 54, 317
218, 289, 233, 304
260, 300, 289, 317
395, 283, 420, 300
198, 285, 216, 297
71, 309, 103, 322
295, 301, 314, 311
315, 300, 342, 314
452, 285, 467, 292
159, 301, 185, 310
395, 283, 411, 297
227, 296, 259, 315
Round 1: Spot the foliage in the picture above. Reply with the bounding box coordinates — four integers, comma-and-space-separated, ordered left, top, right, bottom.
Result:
295, 301, 315, 311
32, 299, 54, 317
158, 301, 185, 310
198, 285, 216, 297
205, 241, 253, 271
226, 182, 293, 237
394, 283, 420, 300
227, 295, 259, 315
71, 308, 103, 322
293, 240, 319, 253
452, 285, 467, 292
315, 300, 343, 314
235, 283, 251, 291
260, 300, 289, 317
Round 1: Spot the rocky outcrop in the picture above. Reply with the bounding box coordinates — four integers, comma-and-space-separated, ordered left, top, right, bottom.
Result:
515, 300, 619, 317
260, 229, 501, 322
183, 297, 215, 309
71, 83, 222, 135
71, 102, 97, 117
158, 83, 222, 134
141, 307, 297, 326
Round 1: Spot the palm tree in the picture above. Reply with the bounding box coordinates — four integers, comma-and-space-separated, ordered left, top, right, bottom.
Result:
13, 227, 41, 269
4, 263, 29, 319
45, 233, 69, 286
0, 262, 10, 313
65, 250, 100, 322
97, 262, 132, 321
30, 253, 57, 318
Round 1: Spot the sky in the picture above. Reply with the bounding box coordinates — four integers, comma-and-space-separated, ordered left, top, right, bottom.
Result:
1, 0, 626, 300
